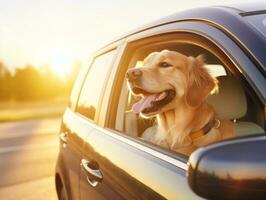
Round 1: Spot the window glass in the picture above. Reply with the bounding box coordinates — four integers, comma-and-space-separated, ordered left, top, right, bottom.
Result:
69, 63, 90, 110
77, 50, 116, 120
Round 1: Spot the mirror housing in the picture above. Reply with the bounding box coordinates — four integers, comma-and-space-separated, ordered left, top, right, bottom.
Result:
187, 135, 266, 200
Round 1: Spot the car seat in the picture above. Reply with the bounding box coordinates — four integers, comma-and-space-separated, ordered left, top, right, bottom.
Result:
207, 76, 264, 136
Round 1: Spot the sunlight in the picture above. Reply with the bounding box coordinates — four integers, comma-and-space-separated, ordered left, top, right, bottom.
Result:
50, 49, 73, 78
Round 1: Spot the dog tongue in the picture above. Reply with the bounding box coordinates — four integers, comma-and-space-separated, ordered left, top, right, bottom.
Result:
132, 94, 157, 113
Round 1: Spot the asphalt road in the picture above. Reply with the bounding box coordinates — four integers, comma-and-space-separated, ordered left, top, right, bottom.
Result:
0, 118, 61, 200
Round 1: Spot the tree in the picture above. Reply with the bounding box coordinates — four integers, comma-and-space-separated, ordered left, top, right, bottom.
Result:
0, 62, 12, 100
0, 60, 81, 102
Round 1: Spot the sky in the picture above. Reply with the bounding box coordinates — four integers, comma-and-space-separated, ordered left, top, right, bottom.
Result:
0, 0, 264, 71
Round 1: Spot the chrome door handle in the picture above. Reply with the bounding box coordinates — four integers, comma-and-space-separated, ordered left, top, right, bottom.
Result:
60, 132, 68, 144
81, 159, 103, 187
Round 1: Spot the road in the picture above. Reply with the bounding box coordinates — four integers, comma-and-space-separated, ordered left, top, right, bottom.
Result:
0, 118, 61, 200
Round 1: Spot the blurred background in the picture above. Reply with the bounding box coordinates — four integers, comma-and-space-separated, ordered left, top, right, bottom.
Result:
0, 0, 263, 199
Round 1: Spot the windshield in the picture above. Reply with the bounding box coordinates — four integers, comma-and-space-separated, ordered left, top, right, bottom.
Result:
244, 13, 266, 38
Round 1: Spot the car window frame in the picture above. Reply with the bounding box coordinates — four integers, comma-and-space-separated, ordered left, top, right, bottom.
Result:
103, 27, 265, 164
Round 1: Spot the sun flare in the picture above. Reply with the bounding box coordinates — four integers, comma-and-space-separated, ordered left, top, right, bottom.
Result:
50, 50, 73, 78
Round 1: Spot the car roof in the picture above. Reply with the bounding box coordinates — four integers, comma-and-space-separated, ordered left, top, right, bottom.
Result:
223, 2, 266, 13
98, 3, 266, 74
105, 3, 266, 45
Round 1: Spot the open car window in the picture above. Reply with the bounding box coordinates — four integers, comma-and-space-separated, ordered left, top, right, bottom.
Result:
124, 63, 228, 137
113, 40, 265, 157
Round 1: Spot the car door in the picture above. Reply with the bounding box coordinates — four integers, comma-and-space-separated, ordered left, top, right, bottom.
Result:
76, 21, 265, 200
93, 22, 265, 200
80, 121, 193, 200
75, 45, 195, 200
73, 48, 126, 200
75, 41, 205, 200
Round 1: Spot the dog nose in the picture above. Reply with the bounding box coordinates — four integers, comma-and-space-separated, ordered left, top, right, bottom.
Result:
126, 69, 143, 81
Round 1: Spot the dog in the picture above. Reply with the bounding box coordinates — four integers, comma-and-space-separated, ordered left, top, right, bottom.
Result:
126, 50, 235, 155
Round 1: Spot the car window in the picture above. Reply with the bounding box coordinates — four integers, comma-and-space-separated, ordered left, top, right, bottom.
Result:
111, 40, 265, 157
76, 50, 116, 121
69, 61, 92, 110
125, 61, 229, 139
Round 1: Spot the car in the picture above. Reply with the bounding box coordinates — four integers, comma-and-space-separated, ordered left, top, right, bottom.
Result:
55, 3, 266, 200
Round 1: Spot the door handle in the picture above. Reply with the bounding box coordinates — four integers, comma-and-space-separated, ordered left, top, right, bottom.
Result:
81, 159, 103, 187
59, 132, 68, 145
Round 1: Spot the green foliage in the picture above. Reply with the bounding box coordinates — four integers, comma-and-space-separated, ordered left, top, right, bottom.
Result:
0, 62, 80, 101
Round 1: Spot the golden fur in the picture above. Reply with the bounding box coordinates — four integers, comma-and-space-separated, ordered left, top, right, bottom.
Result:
126, 50, 235, 156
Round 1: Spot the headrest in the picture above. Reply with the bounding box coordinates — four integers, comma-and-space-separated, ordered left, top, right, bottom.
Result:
207, 76, 247, 119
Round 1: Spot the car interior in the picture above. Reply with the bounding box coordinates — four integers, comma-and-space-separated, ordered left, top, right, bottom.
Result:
115, 42, 265, 155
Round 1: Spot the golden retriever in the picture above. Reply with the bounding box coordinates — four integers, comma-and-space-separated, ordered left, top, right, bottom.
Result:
126, 50, 235, 155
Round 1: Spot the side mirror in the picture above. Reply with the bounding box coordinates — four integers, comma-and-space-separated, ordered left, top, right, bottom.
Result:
187, 135, 266, 200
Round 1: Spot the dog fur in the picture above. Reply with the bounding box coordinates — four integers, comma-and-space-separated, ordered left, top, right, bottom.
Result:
126, 50, 235, 155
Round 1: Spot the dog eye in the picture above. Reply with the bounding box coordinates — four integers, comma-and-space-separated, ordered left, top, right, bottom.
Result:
158, 62, 172, 68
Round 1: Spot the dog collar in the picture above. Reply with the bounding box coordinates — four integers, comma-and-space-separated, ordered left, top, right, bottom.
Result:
190, 118, 220, 140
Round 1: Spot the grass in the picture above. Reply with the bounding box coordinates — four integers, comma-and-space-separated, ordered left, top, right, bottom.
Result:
0, 99, 68, 122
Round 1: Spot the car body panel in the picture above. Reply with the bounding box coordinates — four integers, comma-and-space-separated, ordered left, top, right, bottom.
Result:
63, 108, 201, 200
57, 110, 89, 199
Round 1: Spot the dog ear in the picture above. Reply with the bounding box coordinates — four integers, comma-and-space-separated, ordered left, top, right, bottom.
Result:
185, 55, 217, 108
143, 52, 159, 65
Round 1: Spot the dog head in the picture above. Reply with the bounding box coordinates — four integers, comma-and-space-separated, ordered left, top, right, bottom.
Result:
126, 50, 217, 117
